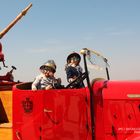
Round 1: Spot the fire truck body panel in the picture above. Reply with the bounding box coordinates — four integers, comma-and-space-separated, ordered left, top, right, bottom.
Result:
93, 80, 140, 140
13, 83, 91, 140
12, 80, 140, 140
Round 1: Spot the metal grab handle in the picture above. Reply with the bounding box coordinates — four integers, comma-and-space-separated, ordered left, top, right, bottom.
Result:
44, 108, 53, 113
16, 131, 22, 140
44, 108, 59, 124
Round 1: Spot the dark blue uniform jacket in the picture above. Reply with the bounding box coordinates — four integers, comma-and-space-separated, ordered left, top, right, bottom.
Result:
66, 66, 85, 88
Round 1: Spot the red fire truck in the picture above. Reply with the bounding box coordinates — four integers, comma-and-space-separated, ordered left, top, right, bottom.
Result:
0, 3, 140, 140
12, 48, 140, 140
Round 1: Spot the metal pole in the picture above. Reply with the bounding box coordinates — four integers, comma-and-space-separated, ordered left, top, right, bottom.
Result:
106, 67, 110, 80
0, 3, 32, 39
83, 53, 95, 140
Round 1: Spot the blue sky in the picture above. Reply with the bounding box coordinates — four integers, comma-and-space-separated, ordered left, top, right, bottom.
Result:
0, 0, 140, 84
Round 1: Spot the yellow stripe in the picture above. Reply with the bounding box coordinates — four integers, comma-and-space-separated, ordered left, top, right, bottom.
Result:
127, 94, 140, 98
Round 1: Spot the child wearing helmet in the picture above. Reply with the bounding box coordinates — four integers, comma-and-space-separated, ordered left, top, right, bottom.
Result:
32, 60, 61, 90
65, 52, 85, 88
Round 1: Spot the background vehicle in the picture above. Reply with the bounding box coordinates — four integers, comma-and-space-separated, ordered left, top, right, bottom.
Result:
0, 4, 32, 140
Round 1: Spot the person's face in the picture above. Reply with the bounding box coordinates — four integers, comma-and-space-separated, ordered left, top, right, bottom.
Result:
48, 71, 54, 77
43, 70, 54, 77
70, 57, 80, 65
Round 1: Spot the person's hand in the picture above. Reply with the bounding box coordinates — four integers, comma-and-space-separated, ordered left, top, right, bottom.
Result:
32, 85, 37, 90
45, 85, 53, 90
69, 76, 77, 83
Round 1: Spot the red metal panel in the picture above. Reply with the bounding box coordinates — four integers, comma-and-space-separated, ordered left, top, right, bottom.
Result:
13, 87, 44, 140
102, 81, 140, 100
42, 89, 89, 140
93, 80, 105, 140
13, 123, 41, 140
13, 83, 91, 140
125, 133, 140, 140
93, 80, 140, 140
